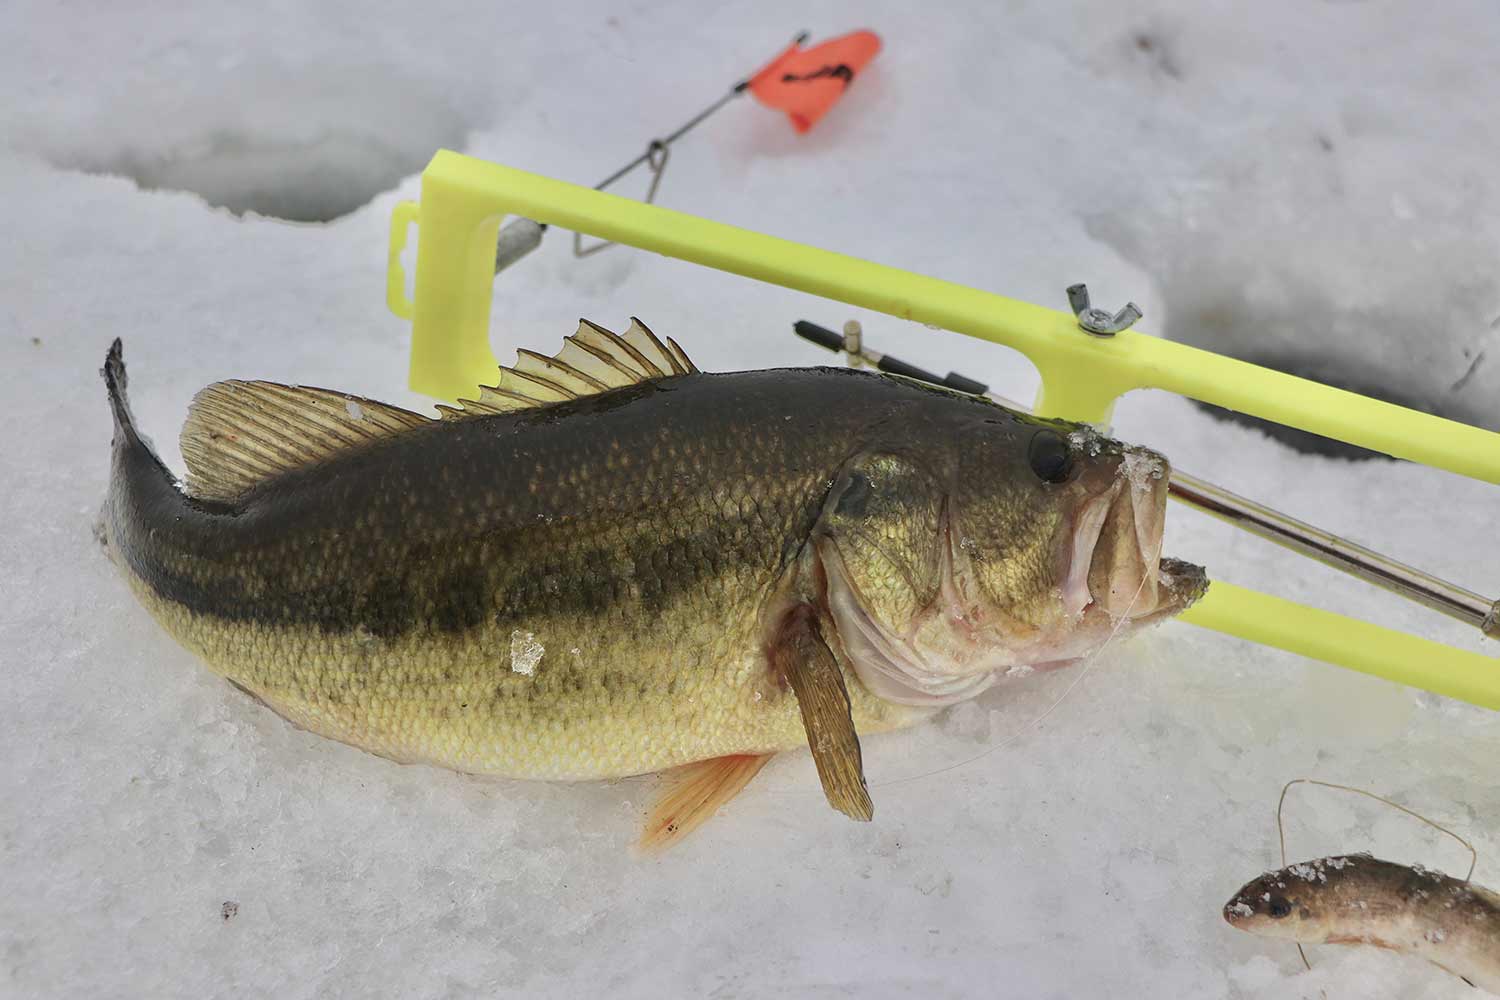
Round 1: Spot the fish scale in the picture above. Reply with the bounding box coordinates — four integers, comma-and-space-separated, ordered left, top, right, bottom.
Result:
101, 319, 1205, 844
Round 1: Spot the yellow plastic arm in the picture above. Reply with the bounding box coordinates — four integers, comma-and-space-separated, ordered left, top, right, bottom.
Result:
387, 150, 1500, 706
1184, 582, 1500, 710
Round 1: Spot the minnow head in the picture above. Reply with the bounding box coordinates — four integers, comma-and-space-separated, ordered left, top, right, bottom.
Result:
815, 388, 1207, 707
1222, 855, 1380, 943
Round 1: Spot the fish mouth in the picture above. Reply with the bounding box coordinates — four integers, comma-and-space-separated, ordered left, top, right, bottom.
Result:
816, 446, 1207, 709
1222, 893, 1257, 928
1221, 891, 1310, 943
1060, 449, 1206, 622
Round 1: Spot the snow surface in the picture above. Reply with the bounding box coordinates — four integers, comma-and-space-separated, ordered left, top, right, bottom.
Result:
3, 2, 1498, 997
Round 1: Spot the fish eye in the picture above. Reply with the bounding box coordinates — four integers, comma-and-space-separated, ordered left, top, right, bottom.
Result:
834, 471, 874, 518
1267, 896, 1293, 919
1027, 430, 1073, 484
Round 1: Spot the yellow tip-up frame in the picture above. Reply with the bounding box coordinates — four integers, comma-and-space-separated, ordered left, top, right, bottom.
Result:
386, 149, 1499, 709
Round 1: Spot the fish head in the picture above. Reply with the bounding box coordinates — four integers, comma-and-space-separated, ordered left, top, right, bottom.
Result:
958, 418, 1209, 626
1222, 867, 1343, 943
817, 405, 1207, 707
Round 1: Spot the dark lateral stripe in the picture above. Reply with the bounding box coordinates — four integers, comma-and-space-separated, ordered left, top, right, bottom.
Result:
132, 502, 818, 638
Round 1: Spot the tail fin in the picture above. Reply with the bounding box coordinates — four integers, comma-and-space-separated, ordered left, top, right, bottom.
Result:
102, 338, 141, 447
99, 338, 195, 569
101, 338, 174, 487
100, 338, 186, 565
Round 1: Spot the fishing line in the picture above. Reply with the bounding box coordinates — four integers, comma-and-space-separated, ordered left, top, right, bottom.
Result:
1276, 779, 1478, 882
873, 530, 1166, 789
1274, 777, 1480, 972
569, 31, 809, 258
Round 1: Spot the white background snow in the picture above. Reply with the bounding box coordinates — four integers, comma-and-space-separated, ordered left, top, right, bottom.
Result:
2, 1, 1498, 997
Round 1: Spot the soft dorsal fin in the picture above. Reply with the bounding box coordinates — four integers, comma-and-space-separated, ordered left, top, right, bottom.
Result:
440, 317, 699, 419
181, 380, 430, 502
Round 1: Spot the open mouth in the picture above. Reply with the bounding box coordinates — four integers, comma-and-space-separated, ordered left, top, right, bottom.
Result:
1061, 452, 1207, 621
815, 446, 1208, 709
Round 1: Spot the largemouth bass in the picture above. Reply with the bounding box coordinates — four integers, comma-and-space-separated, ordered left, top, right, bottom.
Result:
101, 318, 1206, 846
1224, 855, 1500, 993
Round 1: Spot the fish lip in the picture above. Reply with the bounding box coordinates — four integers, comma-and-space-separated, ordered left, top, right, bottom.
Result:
1078, 448, 1207, 622
1101, 470, 1162, 618
1148, 557, 1209, 617
1060, 485, 1117, 616
1222, 894, 1253, 926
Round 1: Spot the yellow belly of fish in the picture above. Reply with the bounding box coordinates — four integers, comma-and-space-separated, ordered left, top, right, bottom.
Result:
128, 577, 926, 780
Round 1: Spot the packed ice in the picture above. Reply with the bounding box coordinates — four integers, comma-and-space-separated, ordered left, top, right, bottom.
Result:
2, 1, 1497, 998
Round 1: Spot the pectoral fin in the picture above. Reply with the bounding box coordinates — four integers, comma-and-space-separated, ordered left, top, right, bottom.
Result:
640, 753, 773, 852
771, 604, 874, 822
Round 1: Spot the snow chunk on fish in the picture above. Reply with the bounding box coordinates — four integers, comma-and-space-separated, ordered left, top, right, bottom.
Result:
510, 630, 544, 675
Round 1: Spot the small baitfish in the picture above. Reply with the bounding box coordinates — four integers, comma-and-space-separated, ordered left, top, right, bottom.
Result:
1224, 854, 1500, 992
100, 318, 1206, 847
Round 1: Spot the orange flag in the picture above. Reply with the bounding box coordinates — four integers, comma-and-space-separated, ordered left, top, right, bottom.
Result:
747, 30, 882, 133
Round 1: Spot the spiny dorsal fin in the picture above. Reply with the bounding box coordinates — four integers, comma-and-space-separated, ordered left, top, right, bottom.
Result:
441, 317, 699, 419
181, 380, 430, 502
